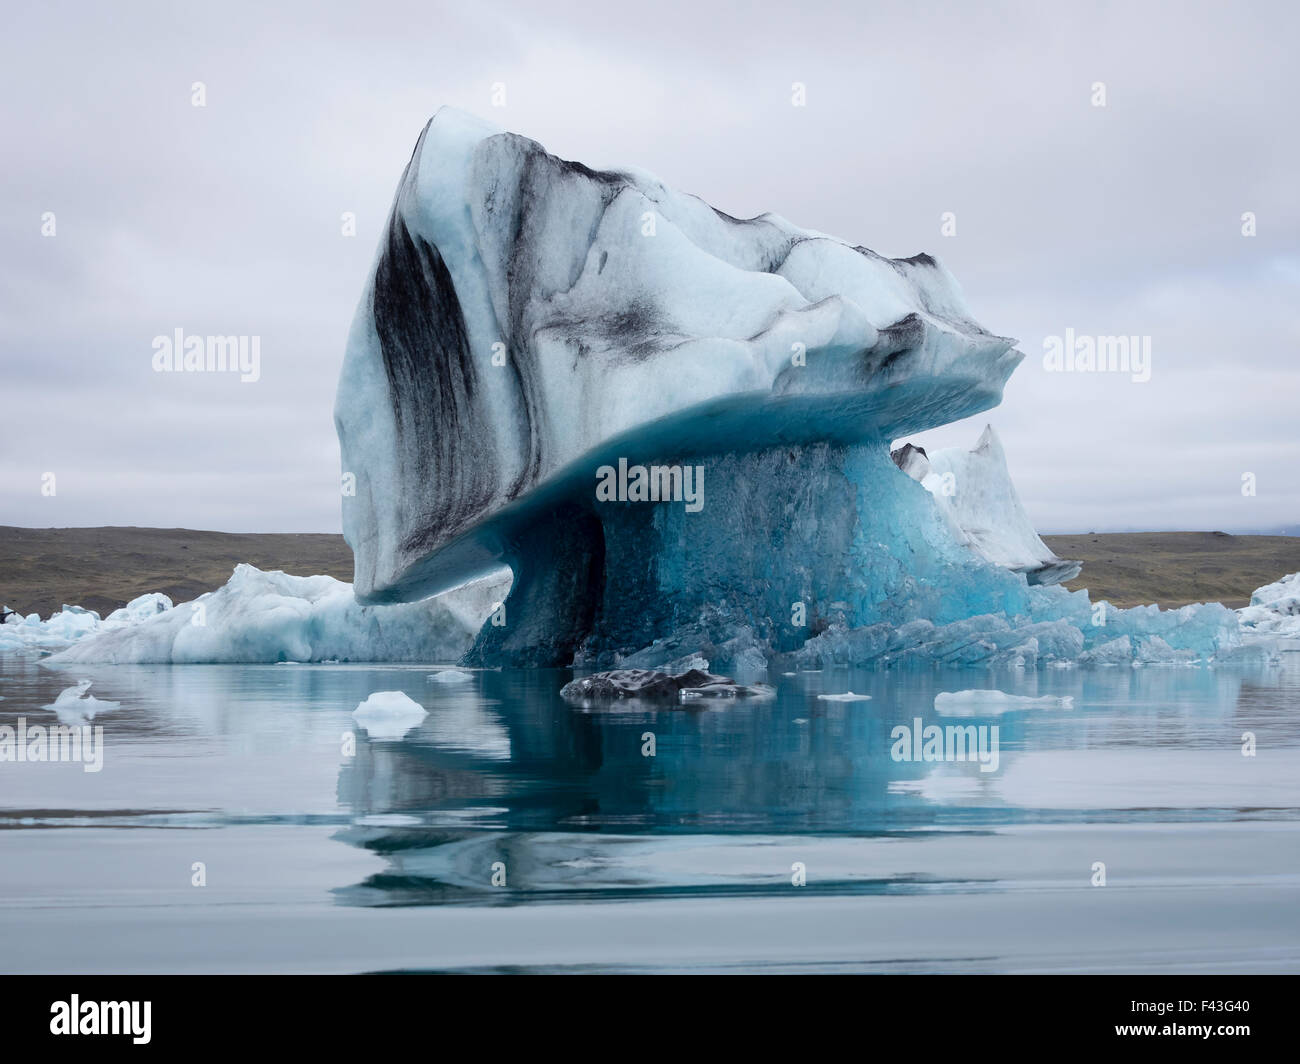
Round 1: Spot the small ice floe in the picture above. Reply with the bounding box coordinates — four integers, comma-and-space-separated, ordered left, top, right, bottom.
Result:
352, 691, 428, 740
934, 690, 1073, 716
428, 668, 473, 684
43, 680, 121, 724
816, 691, 872, 702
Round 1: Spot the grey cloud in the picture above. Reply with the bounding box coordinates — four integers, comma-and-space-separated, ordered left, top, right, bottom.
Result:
1, 0, 1296, 533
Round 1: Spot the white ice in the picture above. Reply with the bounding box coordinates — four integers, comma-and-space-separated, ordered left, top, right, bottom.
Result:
43, 680, 121, 725
40, 564, 509, 664
428, 669, 474, 684
351, 691, 428, 741
934, 690, 1074, 716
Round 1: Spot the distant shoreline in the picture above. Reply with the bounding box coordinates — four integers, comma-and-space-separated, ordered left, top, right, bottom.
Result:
2, 526, 1298, 619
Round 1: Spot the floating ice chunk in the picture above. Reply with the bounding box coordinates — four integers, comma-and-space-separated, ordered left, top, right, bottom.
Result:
934, 690, 1073, 716
428, 668, 474, 684
44, 564, 510, 665
352, 691, 428, 740
816, 691, 873, 702
0, 606, 98, 651
43, 680, 121, 724
0, 592, 172, 653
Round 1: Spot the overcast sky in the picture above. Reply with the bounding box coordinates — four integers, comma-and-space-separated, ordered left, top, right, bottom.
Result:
2, 0, 1297, 534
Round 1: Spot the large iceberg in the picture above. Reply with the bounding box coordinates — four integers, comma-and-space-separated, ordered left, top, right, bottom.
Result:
324, 108, 1281, 670
336, 108, 1038, 666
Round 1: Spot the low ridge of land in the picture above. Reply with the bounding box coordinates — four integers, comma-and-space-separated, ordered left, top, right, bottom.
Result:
1, 526, 1297, 619
1044, 531, 1300, 609
0, 526, 353, 618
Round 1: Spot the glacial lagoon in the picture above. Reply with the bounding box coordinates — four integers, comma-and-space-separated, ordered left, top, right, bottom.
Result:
2, 655, 1298, 972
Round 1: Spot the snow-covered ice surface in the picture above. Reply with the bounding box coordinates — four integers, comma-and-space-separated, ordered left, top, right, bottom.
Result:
35, 565, 509, 665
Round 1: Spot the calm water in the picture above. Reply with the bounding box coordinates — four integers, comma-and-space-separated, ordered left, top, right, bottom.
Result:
2, 654, 1299, 972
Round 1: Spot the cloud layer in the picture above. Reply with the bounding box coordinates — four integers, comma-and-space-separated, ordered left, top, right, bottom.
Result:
1, 0, 1296, 532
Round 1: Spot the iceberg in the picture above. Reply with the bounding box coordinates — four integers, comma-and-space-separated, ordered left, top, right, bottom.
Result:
327, 108, 1277, 671
1238, 572, 1300, 645
336, 107, 1024, 666
0, 594, 173, 653
41, 565, 509, 665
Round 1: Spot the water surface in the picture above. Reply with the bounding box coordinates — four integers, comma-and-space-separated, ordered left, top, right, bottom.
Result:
2, 656, 1297, 972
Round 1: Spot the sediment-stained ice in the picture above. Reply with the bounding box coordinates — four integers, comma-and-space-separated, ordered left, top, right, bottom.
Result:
336, 109, 1223, 670
336, 107, 1024, 664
